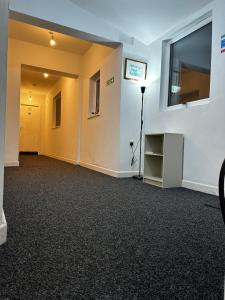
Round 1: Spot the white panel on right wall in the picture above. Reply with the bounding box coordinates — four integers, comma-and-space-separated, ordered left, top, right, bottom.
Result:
145, 1, 225, 195
119, 0, 225, 195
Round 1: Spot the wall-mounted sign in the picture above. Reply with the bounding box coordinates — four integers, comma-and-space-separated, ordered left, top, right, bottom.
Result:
106, 76, 114, 86
124, 58, 147, 81
221, 34, 225, 53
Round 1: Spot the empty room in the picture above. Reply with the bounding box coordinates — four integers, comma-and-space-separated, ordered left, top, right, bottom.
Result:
0, 0, 225, 299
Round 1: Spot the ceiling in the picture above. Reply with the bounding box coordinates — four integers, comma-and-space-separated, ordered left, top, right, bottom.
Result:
21, 67, 61, 94
70, 0, 212, 45
9, 19, 92, 55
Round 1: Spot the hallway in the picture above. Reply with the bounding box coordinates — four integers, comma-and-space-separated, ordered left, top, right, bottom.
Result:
0, 156, 225, 299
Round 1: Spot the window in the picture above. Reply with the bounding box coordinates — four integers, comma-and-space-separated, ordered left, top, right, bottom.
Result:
89, 71, 100, 117
168, 22, 212, 107
53, 92, 61, 128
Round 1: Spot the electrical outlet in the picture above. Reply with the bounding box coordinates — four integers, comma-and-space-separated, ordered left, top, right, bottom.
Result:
130, 140, 134, 147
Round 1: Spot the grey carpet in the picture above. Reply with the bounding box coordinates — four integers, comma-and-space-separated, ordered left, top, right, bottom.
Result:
0, 155, 225, 299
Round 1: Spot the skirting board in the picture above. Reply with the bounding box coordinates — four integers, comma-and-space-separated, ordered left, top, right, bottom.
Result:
79, 161, 139, 178
0, 210, 7, 245
182, 180, 218, 196
44, 154, 78, 165
5, 161, 19, 167
79, 161, 118, 177
117, 170, 141, 178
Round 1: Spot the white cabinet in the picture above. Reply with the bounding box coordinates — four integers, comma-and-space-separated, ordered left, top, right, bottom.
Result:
143, 133, 183, 188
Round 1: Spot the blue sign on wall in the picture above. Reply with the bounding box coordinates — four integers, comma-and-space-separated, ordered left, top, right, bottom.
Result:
221, 34, 225, 53
129, 64, 143, 77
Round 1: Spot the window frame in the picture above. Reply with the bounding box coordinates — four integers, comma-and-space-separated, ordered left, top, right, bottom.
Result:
53, 92, 61, 129
160, 14, 212, 111
88, 70, 101, 119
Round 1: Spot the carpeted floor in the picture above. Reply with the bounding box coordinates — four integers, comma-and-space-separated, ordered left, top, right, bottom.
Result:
0, 155, 225, 299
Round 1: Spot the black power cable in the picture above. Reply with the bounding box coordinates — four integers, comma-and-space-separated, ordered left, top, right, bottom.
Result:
130, 138, 140, 167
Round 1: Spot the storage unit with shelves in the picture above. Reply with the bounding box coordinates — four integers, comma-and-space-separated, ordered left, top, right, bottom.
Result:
143, 133, 183, 188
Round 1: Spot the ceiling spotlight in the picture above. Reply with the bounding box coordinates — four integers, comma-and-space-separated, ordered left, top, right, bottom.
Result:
44, 73, 49, 78
49, 32, 56, 47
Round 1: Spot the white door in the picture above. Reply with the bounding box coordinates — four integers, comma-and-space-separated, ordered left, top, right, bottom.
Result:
19, 105, 41, 153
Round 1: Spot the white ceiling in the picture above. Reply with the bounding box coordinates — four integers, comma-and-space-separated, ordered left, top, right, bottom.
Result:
70, 0, 212, 45
21, 65, 78, 95
20, 67, 61, 94
9, 20, 92, 55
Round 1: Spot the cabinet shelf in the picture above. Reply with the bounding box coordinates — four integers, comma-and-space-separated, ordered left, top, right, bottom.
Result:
145, 152, 164, 157
143, 133, 183, 188
144, 176, 163, 182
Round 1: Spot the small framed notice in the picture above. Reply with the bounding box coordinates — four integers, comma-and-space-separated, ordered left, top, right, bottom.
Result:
124, 58, 147, 81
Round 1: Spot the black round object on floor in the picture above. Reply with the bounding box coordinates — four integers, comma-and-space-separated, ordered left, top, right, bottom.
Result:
219, 159, 225, 225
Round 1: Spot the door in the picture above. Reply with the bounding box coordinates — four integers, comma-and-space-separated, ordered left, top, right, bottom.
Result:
20, 105, 41, 153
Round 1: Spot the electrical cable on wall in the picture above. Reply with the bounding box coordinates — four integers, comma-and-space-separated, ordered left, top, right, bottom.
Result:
130, 138, 140, 166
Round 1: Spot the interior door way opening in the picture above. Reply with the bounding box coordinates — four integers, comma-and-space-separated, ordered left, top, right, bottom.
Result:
19, 103, 41, 155
19, 64, 78, 161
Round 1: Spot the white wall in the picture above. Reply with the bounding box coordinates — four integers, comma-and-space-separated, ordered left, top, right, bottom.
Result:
6, 38, 82, 166
146, 1, 225, 194
44, 77, 80, 164
80, 44, 123, 175
119, 0, 225, 194
119, 40, 150, 176
0, 0, 9, 244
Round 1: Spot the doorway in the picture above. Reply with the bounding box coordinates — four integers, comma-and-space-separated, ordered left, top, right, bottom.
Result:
19, 64, 80, 163
19, 104, 41, 154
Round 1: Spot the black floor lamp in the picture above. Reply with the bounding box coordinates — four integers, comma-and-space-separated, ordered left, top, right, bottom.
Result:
133, 85, 146, 180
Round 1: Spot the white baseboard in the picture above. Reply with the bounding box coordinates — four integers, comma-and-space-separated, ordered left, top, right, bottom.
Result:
117, 170, 141, 178
0, 210, 7, 245
79, 161, 140, 178
44, 154, 78, 165
5, 161, 19, 167
182, 180, 218, 196
79, 161, 119, 177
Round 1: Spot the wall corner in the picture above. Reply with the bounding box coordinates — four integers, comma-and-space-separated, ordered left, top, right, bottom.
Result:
0, 210, 7, 246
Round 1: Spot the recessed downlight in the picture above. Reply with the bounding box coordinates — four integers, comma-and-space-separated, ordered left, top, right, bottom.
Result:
44, 73, 49, 78
49, 32, 56, 47
28, 92, 32, 103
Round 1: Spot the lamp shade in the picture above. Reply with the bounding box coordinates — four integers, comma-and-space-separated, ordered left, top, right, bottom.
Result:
141, 86, 146, 94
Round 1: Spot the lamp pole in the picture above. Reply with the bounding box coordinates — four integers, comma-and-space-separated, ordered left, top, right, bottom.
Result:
133, 86, 146, 180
